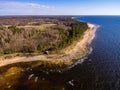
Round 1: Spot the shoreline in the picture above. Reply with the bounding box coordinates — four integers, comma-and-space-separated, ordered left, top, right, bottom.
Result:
0, 23, 99, 67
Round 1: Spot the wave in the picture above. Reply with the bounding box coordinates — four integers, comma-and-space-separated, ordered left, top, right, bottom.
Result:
62, 46, 93, 71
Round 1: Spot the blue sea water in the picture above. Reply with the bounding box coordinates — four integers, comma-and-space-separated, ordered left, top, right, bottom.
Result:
75, 16, 120, 90
77, 16, 120, 62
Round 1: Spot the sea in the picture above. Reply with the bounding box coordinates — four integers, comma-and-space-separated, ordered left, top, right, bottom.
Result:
1, 16, 120, 90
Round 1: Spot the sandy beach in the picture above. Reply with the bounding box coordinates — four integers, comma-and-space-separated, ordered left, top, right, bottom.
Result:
0, 23, 98, 67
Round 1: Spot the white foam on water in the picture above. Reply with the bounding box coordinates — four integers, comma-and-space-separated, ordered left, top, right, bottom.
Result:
62, 47, 93, 71
28, 74, 34, 80
34, 77, 38, 82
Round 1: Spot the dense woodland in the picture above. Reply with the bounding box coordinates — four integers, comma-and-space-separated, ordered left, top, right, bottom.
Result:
0, 16, 88, 54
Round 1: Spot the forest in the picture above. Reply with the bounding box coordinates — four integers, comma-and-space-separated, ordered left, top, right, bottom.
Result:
0, 16, 88, 54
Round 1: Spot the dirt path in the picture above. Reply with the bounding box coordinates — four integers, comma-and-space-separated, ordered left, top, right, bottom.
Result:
0, 23, 98, 67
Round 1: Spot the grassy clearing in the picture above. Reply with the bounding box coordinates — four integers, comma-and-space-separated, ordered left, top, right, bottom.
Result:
17, 24, 56, 31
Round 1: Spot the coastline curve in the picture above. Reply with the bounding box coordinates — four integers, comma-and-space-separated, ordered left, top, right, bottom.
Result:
0, 23, 99, 67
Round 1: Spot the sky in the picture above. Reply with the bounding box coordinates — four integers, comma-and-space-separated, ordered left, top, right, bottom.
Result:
0, 0, 120, 15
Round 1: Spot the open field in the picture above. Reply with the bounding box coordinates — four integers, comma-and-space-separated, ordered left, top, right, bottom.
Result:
17, 24, 56, 31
